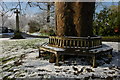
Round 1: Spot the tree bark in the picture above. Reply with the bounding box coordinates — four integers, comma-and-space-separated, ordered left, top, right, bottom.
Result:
55, 2, 95, 37
47, 3, 50, 23
55, 2, 76, 36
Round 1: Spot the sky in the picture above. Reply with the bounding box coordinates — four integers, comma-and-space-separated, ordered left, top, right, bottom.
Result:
0, 0, 120, 2
0, 2, 118, 19
0, 2, 41, 15
95, 2, 118, 13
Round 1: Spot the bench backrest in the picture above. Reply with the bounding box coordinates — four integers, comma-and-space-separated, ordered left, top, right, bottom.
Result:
48, 36, 102, 50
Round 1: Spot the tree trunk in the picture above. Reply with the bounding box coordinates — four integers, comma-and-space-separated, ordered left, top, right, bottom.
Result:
55, 2, 76, 36
55, 2, 95, 37
47, 3, 50, 23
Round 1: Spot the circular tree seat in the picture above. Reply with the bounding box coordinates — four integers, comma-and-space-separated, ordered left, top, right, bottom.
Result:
48, 36, 102, 50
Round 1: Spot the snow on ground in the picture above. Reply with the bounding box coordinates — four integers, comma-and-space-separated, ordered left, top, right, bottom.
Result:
0, 38, 120, 79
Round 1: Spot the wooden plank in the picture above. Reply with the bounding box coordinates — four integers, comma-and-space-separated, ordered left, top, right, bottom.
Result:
77, 41, 79, 47
51, 38, 53, 44
73, 40, 76, 47
48, 36, 102, 50
58, 39, 60, 47
65, 40, 68, 48
84, 40, 86, 48
39, 48, 41, 58
49, 38, 50, 44
60, 40, 62, 47
80, 40, 83, 47
62, 40, 65, 48
70, 40, 72, 48
40, 47, 57, 53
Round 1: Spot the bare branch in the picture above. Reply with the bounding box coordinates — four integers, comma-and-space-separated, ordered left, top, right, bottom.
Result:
18, 0, 22, 11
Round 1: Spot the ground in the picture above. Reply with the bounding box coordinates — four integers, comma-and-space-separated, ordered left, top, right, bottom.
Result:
0, 38, 120, 79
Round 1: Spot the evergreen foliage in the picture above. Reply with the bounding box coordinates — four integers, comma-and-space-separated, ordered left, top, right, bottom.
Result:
93, 6, 119, 36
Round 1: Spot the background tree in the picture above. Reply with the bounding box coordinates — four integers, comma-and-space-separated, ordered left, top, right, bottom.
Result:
28, 20, 40, 33
0, 2, 55, 34
0, 2, 10, 27
117, 1, 120, 35
19, 14, 29, 31
27, 2, 55, 25
93, 5, 118, 36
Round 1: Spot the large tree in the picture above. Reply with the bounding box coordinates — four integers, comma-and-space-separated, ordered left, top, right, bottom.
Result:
55, 2, 95, 37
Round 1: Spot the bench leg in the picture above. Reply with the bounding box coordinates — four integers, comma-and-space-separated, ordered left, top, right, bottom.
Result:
38, 48, 41, 58
49, 53, 56, 63
62, 55, 64, 62
92, 55, 96, 68
55, 53, 59, 66
110, 49, 112, 55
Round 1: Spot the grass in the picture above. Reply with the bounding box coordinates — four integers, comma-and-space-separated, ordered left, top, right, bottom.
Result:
0, 38, 49, 79
0, 56, 11, 62
1, 38, 48, 53
39, 33, 49, 36
102, 36, 120, 42
2, 56, 16, 64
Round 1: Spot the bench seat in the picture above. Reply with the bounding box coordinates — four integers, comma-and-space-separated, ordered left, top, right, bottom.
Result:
39, 43, 113, 67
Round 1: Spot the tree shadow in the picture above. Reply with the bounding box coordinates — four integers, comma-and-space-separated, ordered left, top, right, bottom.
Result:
0, 32, 48, 38
60, 47, 120, 68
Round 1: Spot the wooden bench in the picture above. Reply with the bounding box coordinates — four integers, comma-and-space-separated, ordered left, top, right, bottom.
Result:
39, 36, 113, 67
